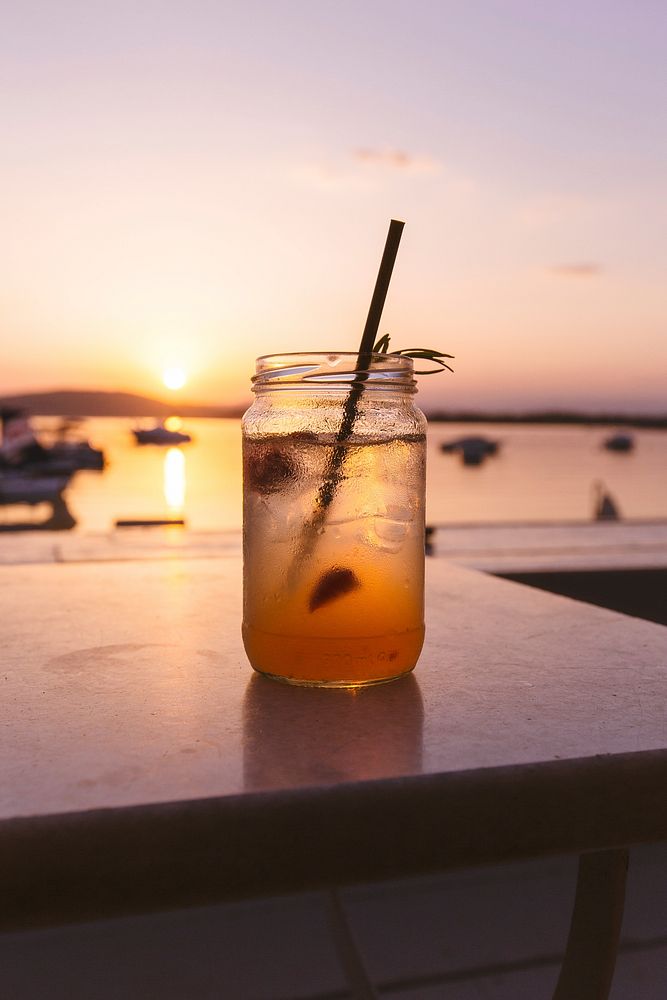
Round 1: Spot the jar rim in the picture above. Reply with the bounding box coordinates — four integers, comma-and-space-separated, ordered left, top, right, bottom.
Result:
252, 352, 416, 392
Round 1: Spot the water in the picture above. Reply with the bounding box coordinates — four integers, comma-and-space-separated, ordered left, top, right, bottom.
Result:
9, 417, 666, 533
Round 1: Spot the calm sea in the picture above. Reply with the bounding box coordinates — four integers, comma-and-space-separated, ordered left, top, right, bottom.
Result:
18, 417, 667, 534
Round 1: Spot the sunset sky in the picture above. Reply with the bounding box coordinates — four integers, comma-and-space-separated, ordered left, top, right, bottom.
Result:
2, 1, 665, 413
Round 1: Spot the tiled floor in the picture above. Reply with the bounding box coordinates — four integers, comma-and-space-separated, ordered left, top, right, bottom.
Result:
2, 845, 665, 999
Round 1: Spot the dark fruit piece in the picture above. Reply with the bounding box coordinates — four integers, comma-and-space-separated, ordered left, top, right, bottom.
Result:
309, 567, 361, 612
246, 446, 295, 495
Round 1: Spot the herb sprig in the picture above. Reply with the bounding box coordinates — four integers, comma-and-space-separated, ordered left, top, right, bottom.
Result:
372, 333, 454, 374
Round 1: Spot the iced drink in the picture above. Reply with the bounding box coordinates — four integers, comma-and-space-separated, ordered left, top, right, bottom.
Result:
242, 423, 426, 686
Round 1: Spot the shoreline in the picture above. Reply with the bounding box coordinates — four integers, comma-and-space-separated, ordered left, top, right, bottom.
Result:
1, 392, 666, 428
427, 412, 667, 429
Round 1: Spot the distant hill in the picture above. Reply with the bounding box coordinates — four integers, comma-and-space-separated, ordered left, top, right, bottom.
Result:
0, 390, 247, 419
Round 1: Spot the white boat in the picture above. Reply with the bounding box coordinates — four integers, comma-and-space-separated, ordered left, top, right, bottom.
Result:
132, 422, 192, 445
1, 410, 105, 472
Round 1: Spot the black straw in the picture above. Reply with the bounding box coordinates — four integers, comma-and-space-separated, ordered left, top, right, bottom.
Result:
357, 218, 405, 364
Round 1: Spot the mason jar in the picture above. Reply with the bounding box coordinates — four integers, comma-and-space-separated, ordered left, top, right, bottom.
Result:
242, 352, 427, 687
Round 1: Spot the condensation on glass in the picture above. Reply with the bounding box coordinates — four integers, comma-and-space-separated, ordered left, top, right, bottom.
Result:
242, 352, 427, 686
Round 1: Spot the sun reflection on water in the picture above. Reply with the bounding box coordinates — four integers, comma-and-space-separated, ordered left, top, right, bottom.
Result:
164, 447, 186, 511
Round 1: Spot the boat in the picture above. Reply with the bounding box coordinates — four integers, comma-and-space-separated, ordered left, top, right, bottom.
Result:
132, 421, 193, 445
0, 491, 76, 531
0, 471, 70, 506
0, 409, 105, 473
440, 435, 500, 466
44, 439, 105, 470
593, 480, 621, 521
603, 432, 634, 453
47, 419, 106, 469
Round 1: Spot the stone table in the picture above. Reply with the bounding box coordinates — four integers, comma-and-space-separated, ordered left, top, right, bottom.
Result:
2, 556, 666, 996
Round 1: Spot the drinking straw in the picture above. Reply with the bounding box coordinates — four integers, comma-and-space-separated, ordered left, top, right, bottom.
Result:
333, 218, 405, 444
288, 219, 405, 581
357, 219, 405, 366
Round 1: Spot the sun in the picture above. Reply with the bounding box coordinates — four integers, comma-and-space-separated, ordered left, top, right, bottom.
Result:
162, 366, 187, 391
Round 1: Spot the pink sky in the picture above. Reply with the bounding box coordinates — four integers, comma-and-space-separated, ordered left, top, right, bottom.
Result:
2, 1, 665, 413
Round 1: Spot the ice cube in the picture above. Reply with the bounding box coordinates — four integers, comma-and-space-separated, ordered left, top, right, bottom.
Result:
369, 516, 409, 552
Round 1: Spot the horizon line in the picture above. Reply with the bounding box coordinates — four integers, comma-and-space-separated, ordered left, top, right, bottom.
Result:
1, 387, 666, 426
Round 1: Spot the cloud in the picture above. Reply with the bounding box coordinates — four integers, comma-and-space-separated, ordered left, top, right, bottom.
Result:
353, 148, 441, 173
290, 148, 443, 191
548, 263, 603, 277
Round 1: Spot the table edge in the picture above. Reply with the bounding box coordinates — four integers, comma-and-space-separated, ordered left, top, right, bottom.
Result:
2, 747, 667, 930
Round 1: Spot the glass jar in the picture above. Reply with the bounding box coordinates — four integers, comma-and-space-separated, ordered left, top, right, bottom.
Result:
242, 352, 427, 687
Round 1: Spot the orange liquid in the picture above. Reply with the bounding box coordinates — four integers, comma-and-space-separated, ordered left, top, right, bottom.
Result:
243, 433, 425, 686
242, 626, 425, 686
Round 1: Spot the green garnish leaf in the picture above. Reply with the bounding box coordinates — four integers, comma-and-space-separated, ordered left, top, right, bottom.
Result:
372, 334, 454, 374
